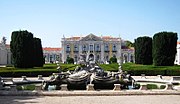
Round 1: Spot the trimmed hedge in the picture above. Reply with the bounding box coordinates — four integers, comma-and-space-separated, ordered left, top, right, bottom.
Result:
1, 63, 180, 77
99, 63, 119, 72
0, 64, 78, 77
122, 63, 180, 76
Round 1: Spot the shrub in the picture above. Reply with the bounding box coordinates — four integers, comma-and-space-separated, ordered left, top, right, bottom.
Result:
66, 57, 74, 64
17, 84, 35, 91
160, 85, 166, 89
153, 32, 177, 66
147, 84, 158, 89
110, 56, 117, 63
122, 63, 180, 76
135, 36, 152, 65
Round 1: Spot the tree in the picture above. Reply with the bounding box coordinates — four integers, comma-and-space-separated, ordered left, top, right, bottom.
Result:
33, 38, 44, 67
66, 57, 74, 64
110, 56, 117, 63
10, 30, 34, 68
153, 32, 177, 66
125, 40, 134, 47
135, 36, 152, 65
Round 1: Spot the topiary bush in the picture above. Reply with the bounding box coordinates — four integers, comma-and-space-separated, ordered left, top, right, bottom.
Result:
109, 56, 117, 63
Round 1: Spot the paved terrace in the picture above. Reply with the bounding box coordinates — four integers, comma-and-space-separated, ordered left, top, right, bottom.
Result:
0, 95, 180, 104
1, 76, 180, 104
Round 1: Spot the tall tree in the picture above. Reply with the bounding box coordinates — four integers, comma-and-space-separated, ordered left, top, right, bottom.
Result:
135, 36, 152, 65
33, 38, 44, 67
153, 32, 177, 66
10, 30, 34, 68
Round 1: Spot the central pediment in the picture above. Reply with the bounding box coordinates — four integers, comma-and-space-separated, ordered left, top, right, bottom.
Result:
80, 34, 103, 41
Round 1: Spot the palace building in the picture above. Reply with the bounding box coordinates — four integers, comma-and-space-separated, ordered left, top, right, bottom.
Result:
175, 42, 180, 65
61, 34, 122, 63
0, 35, 135, 65
43, 47, 62, 63
0, 41, 11, 65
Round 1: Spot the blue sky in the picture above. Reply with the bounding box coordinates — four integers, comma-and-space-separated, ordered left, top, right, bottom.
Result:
0, 0, 180, 47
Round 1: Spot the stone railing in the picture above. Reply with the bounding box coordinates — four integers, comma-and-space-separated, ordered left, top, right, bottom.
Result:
1, 75, 180, 92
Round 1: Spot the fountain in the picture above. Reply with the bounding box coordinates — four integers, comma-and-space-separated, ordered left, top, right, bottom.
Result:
0, 54, 134, 91
43, 54, 134, 90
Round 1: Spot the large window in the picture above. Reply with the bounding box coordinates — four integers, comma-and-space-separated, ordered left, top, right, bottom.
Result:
96, 44, 100, 52
96, 55, 100, 62
74, 55, 78, 62
104, 44, 109, 51
112, 44, 116, 52
90, 45, 93, 51
82, 45, 86, 51
74, 44, 78, 52
66, 44, 70, 52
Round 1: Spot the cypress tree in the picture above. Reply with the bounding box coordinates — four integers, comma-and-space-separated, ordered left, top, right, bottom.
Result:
153, 32, 177, 66
10, 30, 34, 68
135, 36, 152, 65
33, 38, 44, 67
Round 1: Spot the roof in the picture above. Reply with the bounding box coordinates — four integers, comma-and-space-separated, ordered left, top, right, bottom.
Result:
121, 46, 134, 51
5, 44, 10, 48
80, 34, 103, 41
63, 34, 120, 41
43, 47, 62, 51
65, 37, 81, 41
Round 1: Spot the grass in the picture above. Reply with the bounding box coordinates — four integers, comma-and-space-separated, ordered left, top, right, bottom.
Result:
99, 63, 119, 72
16, 84, 35, 91
147, 84, 158, 89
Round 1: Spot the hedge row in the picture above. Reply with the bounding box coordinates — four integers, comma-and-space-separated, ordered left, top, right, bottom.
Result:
122, 63, 180, 76
0, 70, 58, 77
1, 63, 180, 77
0, 64, 78, 77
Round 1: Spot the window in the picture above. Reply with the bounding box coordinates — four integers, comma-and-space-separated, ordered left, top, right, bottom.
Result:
106, 56, 109, 61
96, 44, 100, 51
74, 55, 78, 62
90, 45, 93, 51
105, 44, 109, 51
74, 44, 78, 52
66, 44, 70, 52
82, 45, 86, 51
56, 55, 59, 61
112, 44, 116, 51
96, 55, 100, 61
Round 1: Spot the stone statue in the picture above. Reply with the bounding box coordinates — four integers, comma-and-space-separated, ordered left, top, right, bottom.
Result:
78, 54, 86, 65
1, 37, 6, 44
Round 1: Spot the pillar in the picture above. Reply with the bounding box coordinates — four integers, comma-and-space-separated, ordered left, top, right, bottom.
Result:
86, 84, 94, 91
60, 84, 68, 91
113, 84, 121, 91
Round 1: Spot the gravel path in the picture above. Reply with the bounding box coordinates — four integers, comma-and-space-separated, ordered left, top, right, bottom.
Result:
0, 95, 180, 104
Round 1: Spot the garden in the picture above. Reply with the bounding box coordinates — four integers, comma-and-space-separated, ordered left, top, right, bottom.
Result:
0, 63, 180, 77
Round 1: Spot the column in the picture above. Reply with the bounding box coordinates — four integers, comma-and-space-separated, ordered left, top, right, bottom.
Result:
101, 42, 104, 62
79, 42, 82, 55
117, 41, 121, 63
62, 42, 66, 63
